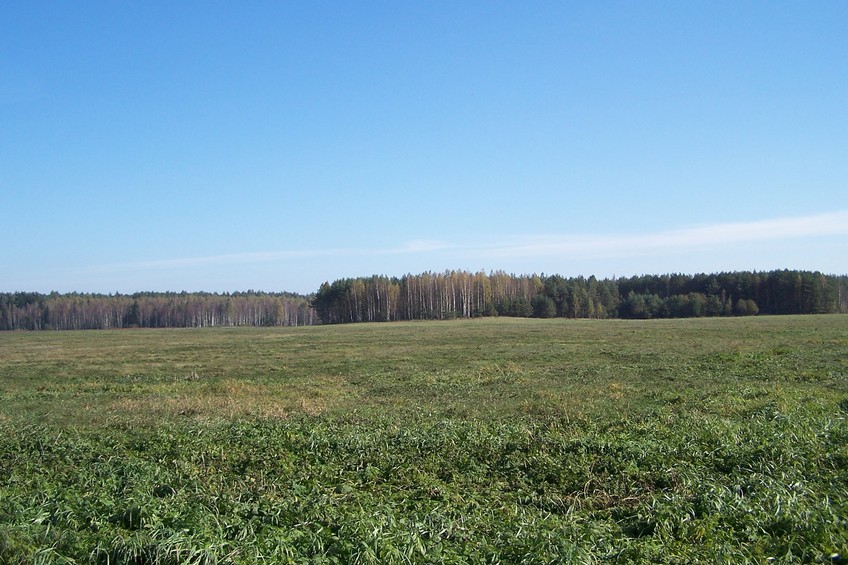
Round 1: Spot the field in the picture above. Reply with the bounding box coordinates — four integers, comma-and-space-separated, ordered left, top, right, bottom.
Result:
1, 316, 847, 563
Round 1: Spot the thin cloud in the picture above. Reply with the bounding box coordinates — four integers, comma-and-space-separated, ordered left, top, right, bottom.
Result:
473, 210, 848, 259
83, 211, 846, 276
84, 240, 454, 274
84, 248, 345, 273
384, 240, 454, 254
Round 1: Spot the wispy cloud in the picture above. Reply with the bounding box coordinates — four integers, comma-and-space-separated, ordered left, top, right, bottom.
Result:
85, 210, 847, 275
471, 210, 848, 259
391, 239, 453, 254
84, 240, 455, 274
84, 249, 343, 273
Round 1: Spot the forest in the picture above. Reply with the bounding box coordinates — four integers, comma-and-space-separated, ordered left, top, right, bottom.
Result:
2, 269, 846, 330
311, 269, 848, 324
0, 291, 315, 331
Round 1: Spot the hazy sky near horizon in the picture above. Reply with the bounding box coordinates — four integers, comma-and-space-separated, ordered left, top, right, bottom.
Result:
3, 1, 847, 294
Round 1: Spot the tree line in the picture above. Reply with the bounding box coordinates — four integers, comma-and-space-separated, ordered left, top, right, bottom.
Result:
0, 291, 315, 331
4, 269, 845, 330
311, 269, 848, 324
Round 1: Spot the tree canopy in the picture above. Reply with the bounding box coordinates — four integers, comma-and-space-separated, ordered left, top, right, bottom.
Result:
0, 291, 314, 330
311, 269, 848, 324
3, 269, 845, 330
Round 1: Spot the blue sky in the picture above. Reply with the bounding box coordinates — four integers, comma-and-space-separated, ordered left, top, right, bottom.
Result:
3, 1, 847, 294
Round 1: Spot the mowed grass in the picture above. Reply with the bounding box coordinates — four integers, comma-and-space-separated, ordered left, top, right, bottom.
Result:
1, 316, 847, 562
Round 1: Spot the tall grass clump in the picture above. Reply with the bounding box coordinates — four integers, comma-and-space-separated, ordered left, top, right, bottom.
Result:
1, 401, 846, 563
1, 316, 847, 562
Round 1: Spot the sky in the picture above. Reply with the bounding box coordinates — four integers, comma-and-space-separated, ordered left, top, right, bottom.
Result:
2, 1, 847, 295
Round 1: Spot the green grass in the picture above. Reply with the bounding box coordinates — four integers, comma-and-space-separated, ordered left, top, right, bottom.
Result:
1, 316, 847, 562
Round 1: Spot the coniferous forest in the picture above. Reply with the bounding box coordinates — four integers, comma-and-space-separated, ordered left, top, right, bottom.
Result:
2, 269, 846, 330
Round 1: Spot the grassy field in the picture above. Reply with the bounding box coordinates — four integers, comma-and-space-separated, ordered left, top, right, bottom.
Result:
1, 316, 847, 563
